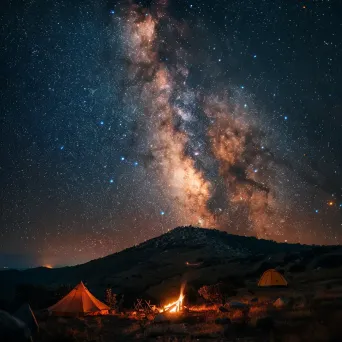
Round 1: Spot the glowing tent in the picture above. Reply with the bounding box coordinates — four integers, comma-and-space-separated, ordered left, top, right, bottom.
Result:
48, 281, 109, 316
258, 269, 288, 287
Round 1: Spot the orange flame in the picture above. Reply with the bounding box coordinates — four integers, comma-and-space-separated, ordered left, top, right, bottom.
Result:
162, 285, 185, 313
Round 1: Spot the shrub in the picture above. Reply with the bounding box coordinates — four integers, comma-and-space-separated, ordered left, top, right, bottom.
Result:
198, 283, 227, 304
105, 288, 117, 310
198, 282, 236, 304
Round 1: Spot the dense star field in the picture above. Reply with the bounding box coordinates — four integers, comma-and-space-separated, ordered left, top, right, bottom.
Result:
1, 0, 342, 268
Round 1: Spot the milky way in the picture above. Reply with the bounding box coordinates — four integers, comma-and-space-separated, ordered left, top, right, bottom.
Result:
117, 1, 316, 240
1, 0, 342, 267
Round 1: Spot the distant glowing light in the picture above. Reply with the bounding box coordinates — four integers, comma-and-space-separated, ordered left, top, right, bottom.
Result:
109, 179, 114, 183
218, 58, 221, 62
328, 201, 334, 206
160, 211, 165, 215
315, 209, 319, 213
253, 55, 257, 58
254, 169, 258, 173
110, 9, 115, 14
44, 264, 53, 269
134, 161, 139, 166
100, 121, 104, 125
261, 146, 265, 150
120, 156, 125, 161
244, 104, 247, 108
60, 145, 64, 150
284, 116, 288, 120
194, 151, 199, 156
241, 85, 245, 89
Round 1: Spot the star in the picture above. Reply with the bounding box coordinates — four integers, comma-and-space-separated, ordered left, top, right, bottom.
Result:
120, 156, 125, 161
109, 179, 114, 183
60, 146, 64, 150
160, 211, 165, 215
110, 10, 115, 15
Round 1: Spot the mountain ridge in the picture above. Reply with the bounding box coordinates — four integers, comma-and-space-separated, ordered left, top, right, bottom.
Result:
0, 226, 340, 306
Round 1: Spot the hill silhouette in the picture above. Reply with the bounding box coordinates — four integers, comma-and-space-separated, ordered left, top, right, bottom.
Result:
0, 226, 340, 308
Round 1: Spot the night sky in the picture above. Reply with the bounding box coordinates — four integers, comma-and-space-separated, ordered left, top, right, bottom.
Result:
1, 0, 341, 268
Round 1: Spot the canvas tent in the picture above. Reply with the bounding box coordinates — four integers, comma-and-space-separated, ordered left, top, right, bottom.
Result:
258, 269, 288, 287
14, 303, 39, 334
48, 281, 109, 316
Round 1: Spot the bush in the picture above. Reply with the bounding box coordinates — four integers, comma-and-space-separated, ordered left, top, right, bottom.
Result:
198, 283, 235, 304
105, 288, 117, 310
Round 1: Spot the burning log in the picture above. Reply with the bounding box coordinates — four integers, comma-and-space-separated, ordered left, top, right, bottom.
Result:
161, 286, 185, 313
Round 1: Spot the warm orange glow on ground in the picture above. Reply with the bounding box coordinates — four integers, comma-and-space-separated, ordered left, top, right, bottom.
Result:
43, 264, 53, 269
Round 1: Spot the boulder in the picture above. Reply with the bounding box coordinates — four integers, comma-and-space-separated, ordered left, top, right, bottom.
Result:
0, 310, 32, 342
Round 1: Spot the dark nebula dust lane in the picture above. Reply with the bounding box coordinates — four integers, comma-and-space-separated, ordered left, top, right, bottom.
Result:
1, 0, 342, 268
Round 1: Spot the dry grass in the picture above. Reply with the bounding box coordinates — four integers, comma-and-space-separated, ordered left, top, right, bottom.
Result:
248, 305, 267, 317
33, 300, 342, 342
189, 323, 224, 338
188, 304, 218, 312
144, 323, 188, 337
229, 309, 245, 321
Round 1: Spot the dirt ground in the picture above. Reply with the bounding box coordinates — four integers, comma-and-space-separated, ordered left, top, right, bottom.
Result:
34, 299, 342, 342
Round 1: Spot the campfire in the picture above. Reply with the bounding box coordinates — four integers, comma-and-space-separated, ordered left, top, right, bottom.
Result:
161, 285, 185, 313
